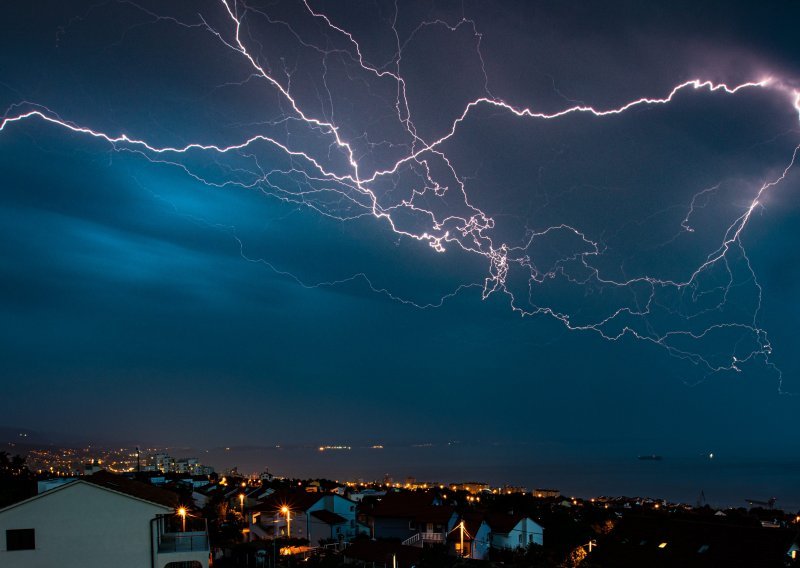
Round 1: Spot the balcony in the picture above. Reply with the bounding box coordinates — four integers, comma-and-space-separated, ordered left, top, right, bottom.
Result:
403, 532, 445, 547
158, 531, 209, 553
155, 513, 210, 554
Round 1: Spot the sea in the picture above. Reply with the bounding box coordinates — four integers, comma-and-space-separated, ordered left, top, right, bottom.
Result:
171, 443, 800, 511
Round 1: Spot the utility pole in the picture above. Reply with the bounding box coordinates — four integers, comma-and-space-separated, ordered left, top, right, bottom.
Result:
460, 521, 465, 558
281, 507, 292, 538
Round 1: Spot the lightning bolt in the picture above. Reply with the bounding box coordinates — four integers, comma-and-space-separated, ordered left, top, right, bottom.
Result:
2, 0, 799, 390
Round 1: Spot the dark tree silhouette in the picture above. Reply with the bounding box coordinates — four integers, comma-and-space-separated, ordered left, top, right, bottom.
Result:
0, 451, 36, 507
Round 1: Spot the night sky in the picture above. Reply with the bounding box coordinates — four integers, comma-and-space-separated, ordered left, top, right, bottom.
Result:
1, 0, 799, 468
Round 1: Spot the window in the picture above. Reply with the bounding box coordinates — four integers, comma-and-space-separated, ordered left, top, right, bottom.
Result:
6, 529, 35, 551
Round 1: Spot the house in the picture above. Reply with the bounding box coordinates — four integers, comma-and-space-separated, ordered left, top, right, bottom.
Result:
447, 513, 492, 559
487, 513, 544, 549
228, 482, 267, 513
362, 491, 457, 546
248, 491, 368, 545
444, 512, 543, 559
0, 471, 209, 568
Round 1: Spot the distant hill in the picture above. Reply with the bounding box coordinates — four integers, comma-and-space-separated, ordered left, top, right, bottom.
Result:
0, 426, 106, 448
0, 426, 52, 445
1, 426, 143, 449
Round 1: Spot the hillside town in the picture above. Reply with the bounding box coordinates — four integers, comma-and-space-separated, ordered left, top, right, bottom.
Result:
1, 449, 798, 567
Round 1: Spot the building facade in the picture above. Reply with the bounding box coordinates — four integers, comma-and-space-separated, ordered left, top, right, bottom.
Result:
0, 478, 209, 568
488, 515, 544, 549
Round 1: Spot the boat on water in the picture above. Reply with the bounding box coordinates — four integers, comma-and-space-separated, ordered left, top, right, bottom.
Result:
637, 454, 663, 461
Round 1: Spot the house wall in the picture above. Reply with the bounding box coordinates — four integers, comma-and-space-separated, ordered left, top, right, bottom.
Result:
157, 549, 209, 568
307, 495, 362, 545
307, 517, 335, 545
264, 509, 317, 542
0, 481, 171, 568
289, 511, 309, 539
372, 516, 415, 540
372, 515, 454, 544
256, 496, 368, 545
472, 523, 492, 559
491, 518, 544, 549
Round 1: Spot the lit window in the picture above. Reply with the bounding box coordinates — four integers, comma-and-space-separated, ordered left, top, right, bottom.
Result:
658, 542, 668, 549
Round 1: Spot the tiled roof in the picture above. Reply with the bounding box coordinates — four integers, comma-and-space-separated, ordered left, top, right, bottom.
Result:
485, 512, 524, 534
86, 471, 180, 509
369, 492, 454, 522
251, 491, 323, 514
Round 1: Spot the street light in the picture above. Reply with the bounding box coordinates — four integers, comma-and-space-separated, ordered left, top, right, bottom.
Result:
178, 507, 187, 532
280, 506, 291, 537
239, 493, 245, 515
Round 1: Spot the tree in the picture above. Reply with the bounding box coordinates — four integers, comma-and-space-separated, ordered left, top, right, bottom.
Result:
0, 452, 35, 507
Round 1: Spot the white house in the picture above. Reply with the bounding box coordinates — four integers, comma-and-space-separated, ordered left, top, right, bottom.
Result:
249, 491, 369, 545
0, 472, 209, 568
487, 514, 544, 549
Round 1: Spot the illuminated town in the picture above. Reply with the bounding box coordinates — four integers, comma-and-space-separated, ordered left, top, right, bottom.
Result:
2, 439, 799, 567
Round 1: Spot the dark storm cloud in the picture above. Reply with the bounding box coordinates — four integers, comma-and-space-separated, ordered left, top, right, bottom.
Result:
0, 0, 798, 472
